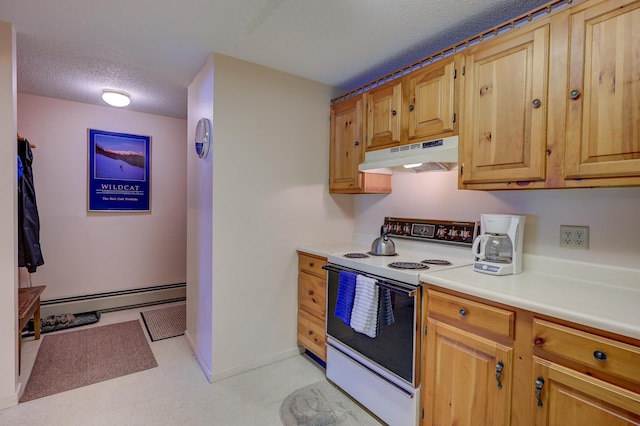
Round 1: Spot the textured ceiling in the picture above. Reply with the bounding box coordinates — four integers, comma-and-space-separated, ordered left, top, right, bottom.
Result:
1, 0, 552, 119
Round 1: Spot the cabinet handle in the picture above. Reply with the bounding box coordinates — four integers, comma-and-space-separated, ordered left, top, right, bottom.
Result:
495, 361, 504, 390
391, 110, 397, 116
569, 89, 581, 100
308, 290, 313, 296
459, 308, 467, 317
408, 104, 414, 111
593, 350, 607, 361
535, 376, 545, 408
354, 140, 359, 146
307, 330, 313, 335
308, 262, 314, 267
532, 98, 541, 108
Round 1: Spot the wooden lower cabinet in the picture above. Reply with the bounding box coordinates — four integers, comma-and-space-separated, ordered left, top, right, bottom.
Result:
532, 357, 640, 425
423, 318, 513, 426
296, 251, 327, 361
420, 287, 640, 425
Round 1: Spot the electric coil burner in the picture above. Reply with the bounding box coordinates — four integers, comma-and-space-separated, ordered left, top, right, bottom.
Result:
343, 253, 370, 259
388, 261, 429, 270
421, 259, 452, 266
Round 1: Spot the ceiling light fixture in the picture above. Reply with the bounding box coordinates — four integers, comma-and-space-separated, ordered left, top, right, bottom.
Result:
102, 89, 131, 107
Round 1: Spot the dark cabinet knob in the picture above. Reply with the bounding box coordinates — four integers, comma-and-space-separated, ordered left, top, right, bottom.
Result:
308, 290, 313, 296
308, 262, 314, 267
391, 110, 397, 116
354, 140, 360, 146
532, 98, 541, 108
307, 330, 312, 335
408, 104, 414, 111
459, 308, 467, 317
570, 89, 581, 100
593, 350, 607, 361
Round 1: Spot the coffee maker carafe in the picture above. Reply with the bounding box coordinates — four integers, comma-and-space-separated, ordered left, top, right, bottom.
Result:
472, 214, 525, 275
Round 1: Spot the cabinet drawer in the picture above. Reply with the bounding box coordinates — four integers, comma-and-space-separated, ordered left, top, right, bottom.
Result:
428, 290, 515, 338
533, 319, 640, 386
298, 253, 327, 278
298, 309, 326, 361
298, 272, 326, 319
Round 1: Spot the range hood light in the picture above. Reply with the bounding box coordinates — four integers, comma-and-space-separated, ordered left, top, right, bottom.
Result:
403, 163, 423, 169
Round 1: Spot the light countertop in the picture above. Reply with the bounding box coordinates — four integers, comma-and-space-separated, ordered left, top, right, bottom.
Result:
420, 255, 640, 340
296, 243, 368, 258
298, 240, 640, 340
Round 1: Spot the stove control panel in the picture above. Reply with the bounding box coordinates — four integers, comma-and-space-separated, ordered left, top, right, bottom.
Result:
383, 217, 478, 247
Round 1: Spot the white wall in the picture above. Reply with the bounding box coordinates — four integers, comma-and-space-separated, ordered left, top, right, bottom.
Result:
355, 170, 640, 269
0, 20, 19, 409
185, 55, 214, 380
16, 94, 187, 299
187, 54, 354, 380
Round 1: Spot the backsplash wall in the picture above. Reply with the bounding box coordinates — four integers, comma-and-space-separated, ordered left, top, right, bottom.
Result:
354, 169, 640, 269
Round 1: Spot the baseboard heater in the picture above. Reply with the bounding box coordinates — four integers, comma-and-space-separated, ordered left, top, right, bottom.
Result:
39, 283, 186, 318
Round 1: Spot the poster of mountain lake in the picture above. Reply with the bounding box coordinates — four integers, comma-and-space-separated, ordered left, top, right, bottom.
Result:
88, 129, 150, 212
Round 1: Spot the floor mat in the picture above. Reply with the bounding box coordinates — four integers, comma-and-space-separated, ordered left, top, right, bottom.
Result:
280, 379, 383, 425
20, 320, 157, 402
140, 303, 185, 341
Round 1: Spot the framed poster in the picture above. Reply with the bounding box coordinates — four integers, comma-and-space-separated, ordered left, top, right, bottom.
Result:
88, 129, 151, 212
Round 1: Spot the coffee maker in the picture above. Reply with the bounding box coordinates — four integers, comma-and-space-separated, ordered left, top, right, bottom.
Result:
472, 214, 525, 275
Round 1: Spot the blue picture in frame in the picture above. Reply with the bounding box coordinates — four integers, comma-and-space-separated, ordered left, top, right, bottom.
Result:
88, 129, 151, 212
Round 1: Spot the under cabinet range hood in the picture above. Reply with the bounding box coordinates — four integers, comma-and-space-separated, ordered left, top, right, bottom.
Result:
359, 135, 459, 173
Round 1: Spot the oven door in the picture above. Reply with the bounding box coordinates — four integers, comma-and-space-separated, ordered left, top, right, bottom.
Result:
324, 263, 421, 387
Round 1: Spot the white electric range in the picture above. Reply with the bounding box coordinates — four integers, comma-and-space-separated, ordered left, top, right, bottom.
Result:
324, 217, 478, 426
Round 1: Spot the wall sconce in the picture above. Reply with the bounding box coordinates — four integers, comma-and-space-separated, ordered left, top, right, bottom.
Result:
102, 90, 131, 107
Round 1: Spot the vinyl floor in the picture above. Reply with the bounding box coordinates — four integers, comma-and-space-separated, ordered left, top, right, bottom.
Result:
1, 303, 326, 426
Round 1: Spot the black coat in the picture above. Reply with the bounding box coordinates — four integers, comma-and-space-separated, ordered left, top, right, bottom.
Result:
18, 139, 44, 273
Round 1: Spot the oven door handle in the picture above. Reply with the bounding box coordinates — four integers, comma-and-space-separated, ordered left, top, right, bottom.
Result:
322, 264, 417, 296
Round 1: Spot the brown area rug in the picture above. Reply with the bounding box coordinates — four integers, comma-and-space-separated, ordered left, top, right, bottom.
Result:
20, 320, 157, 402
280, 380, 382, 425
140, 303, 185, 342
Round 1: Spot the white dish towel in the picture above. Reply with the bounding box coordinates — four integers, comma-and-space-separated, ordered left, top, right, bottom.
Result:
349, 275, 379, 338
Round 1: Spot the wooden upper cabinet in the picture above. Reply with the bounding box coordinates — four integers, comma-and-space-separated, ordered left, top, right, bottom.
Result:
329, 96, 391, 194
330, 96, 364, 192
565, 0, 640, 181
407, 57, 457, 142
461, 21, 550, 185
365, 80, 402, 151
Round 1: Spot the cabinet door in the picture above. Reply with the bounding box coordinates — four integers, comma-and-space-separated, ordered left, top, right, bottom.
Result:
329, 96, 365, 192
565, 0, 640, 180
532, 357, 640, 425
407, 58, 456, 142
461, 22, 549, 184
423, 318, 513, 426
366, 81, 402, 150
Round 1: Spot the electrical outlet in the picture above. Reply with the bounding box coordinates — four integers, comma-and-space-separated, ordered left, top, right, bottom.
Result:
559, 225, 589, 249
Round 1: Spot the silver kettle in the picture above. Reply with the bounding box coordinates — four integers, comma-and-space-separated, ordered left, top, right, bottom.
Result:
370, 226, 397, 256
